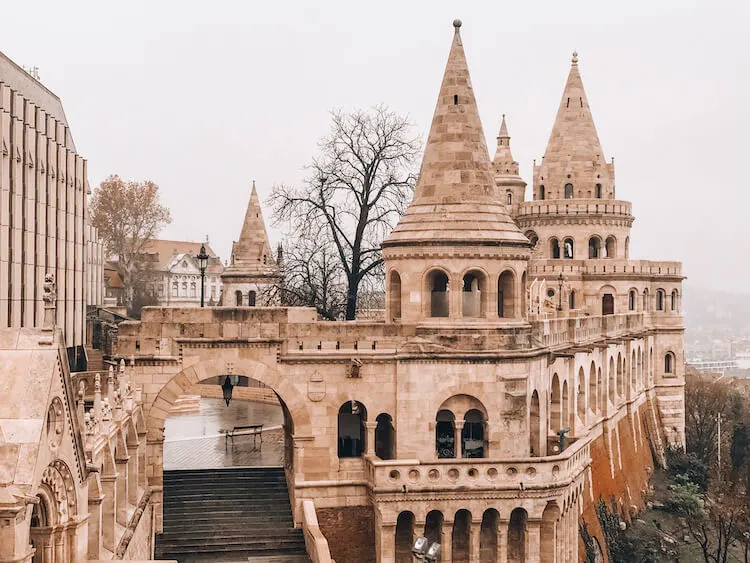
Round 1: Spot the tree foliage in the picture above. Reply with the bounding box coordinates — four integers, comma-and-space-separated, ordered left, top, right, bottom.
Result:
269, 105, 420, 320
90, 175, 171, 313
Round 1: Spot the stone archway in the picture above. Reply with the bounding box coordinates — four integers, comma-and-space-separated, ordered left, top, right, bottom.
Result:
143, 357, 312, 531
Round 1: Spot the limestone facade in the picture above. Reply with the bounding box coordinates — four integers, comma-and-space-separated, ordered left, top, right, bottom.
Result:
113, 22, 684, 563
0, 51, 104, 353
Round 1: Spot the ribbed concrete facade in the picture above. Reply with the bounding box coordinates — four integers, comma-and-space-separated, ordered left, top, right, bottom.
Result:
0, 51, 103, 350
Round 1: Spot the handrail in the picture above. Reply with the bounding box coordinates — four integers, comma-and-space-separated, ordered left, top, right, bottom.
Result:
302, 499, 334, 563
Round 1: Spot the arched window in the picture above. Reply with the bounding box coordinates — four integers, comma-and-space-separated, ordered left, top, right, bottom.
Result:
643, 289, 649, 311
602, 293, 615, 315
480, 509, 500, 562
508, 508, 528, 563
498, 270, 516, 318
563, 238, 574, 259
452, 509, 471, 561
588, 236, 601, 259
605, 236, 616, 258
550, 238, 561, 259
395, 512, 415, 561
577, 367, 586, 419
564, 183, 574, 199
181, 281, 187, 296
656, 289, 665, 311
462, 409, 485, 458
375, 413, 395, 460
427, 270, 450, 318
624, 237, 630, 259
539, 185, 545, 200
507, 192, 512, 205
671, 289, 679, 312
172, 281, 178, 297
608, 357, 615, 404
235, 290, 243, 306
569, 290, 576, 310
595, 183, 602, 198
462, 271, 486, 318
389, 271, 402, 321
436, 410, 455, 458
629, 289, 636, 311
338, 401, 366, 458
665, 353, 674, 374
617, 353, 624, 397
588, 362, 597, 414
550, 374, 561, 433
248, 290, 257, 307
190, 282, 196, 298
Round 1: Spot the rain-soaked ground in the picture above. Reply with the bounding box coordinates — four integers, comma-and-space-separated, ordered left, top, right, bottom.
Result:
163, 398, 285, 469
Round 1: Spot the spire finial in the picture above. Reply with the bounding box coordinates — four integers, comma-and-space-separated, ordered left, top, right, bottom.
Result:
572, 50, 578, 66
453, 18, 462, 29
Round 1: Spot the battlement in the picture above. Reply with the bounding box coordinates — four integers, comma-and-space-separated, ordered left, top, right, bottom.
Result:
529, 258, 683, 278
515, 199, 632, 221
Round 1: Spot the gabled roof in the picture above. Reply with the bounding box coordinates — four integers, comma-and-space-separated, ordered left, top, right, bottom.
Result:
384, 20, 527, 247
140, 239, 219, 271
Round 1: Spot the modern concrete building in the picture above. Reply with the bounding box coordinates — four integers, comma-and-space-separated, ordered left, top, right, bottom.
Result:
0, 51, 103, 358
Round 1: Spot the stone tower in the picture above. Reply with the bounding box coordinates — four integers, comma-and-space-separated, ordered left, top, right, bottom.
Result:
220, 181, 280, 306
382, 20, 530, 323
492, 114, 526, 216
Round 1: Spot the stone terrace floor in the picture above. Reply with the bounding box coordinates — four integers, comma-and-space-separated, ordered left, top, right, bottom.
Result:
164, 398, 285, 469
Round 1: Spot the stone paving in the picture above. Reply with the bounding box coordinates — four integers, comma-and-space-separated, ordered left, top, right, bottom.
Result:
164, 398, 285, 470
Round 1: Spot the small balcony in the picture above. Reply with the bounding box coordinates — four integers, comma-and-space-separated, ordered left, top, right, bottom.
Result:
365, 439, 590, 494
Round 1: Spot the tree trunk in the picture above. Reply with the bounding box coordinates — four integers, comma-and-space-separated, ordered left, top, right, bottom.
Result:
346, 275, 359, 320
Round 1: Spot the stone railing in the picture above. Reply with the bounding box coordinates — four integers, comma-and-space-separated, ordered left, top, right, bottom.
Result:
528, 259, 682, 277
302, 499, 334, 563
365, 439, 590, 494
530, 312, 644, 348
516, 199, 632, 218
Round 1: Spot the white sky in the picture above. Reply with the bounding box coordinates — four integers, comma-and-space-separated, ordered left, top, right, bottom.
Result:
3, 0, 748, 292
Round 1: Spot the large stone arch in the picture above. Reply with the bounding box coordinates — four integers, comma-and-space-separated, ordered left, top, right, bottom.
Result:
145, 357, 312, 437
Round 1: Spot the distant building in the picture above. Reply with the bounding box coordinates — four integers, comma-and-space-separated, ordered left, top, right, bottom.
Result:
140, 239, 224, 306
0, 50, 104, 358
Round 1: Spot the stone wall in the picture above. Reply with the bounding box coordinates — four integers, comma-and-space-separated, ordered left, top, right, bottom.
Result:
317, 505, 376, 563
121, 501, 154, 560
192, 383, 279, 405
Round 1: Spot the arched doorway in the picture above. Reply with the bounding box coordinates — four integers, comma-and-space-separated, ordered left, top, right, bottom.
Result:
480, 509, 500, 562
462, 270, 487, 318
452, 509, 471, 563
602, 293, 615, 315
30, 462, 78, 563
424, 511, 443, 548
540, 502, 561, 562
338, 401, 367, 458
395, 511, 415, 563
508, 508, 528, 562
550, 374, 561, 434
375, 413, 395, 460
498, 270, 516, 318
427, 270, 450, 318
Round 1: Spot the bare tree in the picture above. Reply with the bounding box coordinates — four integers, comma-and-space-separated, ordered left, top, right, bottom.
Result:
686, 372, 731, 470
90, 175, 171, 311
270, 105, 420, 320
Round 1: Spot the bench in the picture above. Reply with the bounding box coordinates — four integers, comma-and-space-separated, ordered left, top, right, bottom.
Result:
223, 424, 263, 449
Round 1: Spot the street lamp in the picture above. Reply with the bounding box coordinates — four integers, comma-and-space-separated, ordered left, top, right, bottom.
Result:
196, 243, 209, 307
557, 272, 564, 312
412, 537, 441, 562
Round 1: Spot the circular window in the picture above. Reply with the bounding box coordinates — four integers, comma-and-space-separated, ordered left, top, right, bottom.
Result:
46, 398, 64, 448
547, 289, 555, 298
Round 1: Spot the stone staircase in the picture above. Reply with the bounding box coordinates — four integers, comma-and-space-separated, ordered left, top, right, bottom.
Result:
155, 467, 310, 563
85, 347, 106, 372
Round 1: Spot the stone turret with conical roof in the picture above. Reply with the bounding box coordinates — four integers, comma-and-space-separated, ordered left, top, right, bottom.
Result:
220, 181, 280, 306
492, 114, 526, 214
383, 20, 530, 324
533, 52, 615, 202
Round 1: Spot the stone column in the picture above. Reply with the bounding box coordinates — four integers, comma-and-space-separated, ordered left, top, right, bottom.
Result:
115, 454, 130, 525
470, 521, 482, 562
87, 489, 104, 560
454, 421, 465, 458
66, 522, 79, 563
497, 519, 508, 563
127, 445, 139, 505
365, 421, 377, 457
101, 474, 118, 551
146, 429, 165, 533
53, 530, 64, 563
377, 522, 397, 563
441, 520, 453, 561
526, 520, 542, 563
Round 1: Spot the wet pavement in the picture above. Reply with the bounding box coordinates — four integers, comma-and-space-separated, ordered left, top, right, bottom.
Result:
164, 398, 285, 470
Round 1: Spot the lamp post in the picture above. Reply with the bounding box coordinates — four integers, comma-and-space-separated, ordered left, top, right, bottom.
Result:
557, 272, 564, 311
196, 243, 209, 307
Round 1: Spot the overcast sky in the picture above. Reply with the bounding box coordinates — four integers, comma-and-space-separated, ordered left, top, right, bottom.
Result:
3, 0, 748, 293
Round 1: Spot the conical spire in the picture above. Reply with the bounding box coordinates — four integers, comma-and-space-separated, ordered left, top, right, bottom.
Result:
385, 20, 527, 247
493, 114, 520, 177
226, 181, 275, 274
498, 113, 509, 138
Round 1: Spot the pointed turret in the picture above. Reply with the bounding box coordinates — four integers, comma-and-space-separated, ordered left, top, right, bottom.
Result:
229, 181, 275, 273
382, 21, 530, 324
492, 114, 526, 211
384, 20, 527, 248
221, 181, 280, 306
533, 52, 615, 201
